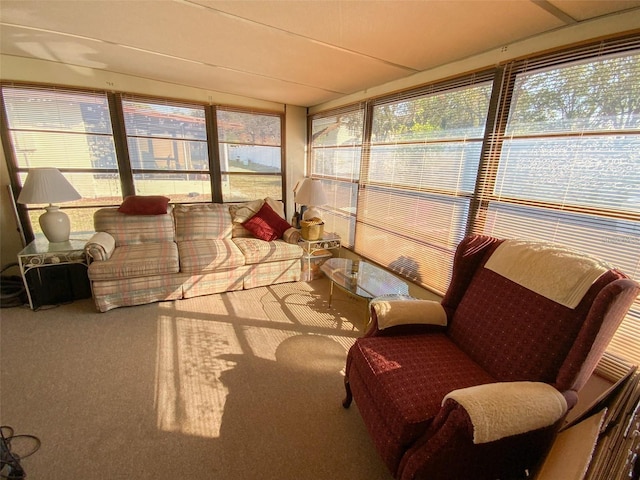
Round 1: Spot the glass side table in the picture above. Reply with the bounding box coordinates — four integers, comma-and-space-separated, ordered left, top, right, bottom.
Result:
18, 237, 92, 310
298, 232, 341, 281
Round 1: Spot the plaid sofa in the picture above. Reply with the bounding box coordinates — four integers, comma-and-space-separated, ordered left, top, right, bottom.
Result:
85, 202, 303, 312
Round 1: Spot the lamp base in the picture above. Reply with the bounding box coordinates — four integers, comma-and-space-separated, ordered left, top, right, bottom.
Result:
39, 205, 71, 243
302, 206, 322, 221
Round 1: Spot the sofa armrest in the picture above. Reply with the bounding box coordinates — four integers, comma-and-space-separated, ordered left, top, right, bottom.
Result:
85, 232, 116, 261
282, 227, 301, 244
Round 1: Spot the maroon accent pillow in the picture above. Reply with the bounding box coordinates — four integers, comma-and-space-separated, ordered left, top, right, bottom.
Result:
242, 202, 291, 241
118, 195, 170, 215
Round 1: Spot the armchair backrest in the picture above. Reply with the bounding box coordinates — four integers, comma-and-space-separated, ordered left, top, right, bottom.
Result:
442, 235, 639, 393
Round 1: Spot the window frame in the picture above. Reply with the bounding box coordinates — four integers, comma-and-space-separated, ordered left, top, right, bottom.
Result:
308, 33, 640, 365
0, 85, 286, 241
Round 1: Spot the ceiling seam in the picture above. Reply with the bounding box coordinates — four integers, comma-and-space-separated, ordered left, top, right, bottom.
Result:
179, 0, 419, 74
530, 0, 578, 24
0, 22, 348, 97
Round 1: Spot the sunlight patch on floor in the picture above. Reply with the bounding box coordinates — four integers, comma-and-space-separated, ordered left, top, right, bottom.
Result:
155, 314, 242, 438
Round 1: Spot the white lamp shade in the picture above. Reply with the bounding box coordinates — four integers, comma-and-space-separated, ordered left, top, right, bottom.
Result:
295, 178, 328, 206
17, 168, 81, 205
295, 178, 328, 221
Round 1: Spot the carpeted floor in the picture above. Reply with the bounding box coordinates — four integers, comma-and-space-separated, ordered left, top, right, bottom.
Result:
0, 279, 393, 480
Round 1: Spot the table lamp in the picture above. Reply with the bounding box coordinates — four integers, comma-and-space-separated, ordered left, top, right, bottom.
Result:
17, 168, 81, 243
295, 178, 328, 221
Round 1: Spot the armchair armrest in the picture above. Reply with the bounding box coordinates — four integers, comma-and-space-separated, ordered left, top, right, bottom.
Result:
397, 382, 569, 480
370, 298, 447, 331
282, 227, 301, 244
85, 232, 116, 261
443, 381, 568, 444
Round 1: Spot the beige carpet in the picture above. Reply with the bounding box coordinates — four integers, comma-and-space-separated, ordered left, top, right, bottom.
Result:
0, 279, 393, 480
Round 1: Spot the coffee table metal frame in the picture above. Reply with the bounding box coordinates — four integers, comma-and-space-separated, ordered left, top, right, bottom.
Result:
320, 257, 410, 326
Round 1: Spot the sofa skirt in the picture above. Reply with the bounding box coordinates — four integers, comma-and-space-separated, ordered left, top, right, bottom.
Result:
243, 259, 301, 289
181, 268, 246, 298
91, 274, 185, 312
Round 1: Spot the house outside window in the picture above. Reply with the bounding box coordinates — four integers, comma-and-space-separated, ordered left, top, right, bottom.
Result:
122, 97, 212, 203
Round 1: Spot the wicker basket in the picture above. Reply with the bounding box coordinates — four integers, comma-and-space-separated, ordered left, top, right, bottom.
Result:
300, 218, 324, 241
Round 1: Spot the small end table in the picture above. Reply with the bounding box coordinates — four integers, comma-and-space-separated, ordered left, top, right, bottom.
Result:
299, 232, 341, 281
18, 237, 92, 310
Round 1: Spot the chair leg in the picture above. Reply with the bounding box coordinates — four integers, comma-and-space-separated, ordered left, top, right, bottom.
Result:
342, 376, 353, 408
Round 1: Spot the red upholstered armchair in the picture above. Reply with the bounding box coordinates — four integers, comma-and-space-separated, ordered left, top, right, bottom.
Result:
342, 235, 639, 480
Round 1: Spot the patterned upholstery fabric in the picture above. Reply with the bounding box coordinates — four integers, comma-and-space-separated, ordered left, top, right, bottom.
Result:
349, 334, 495, 471
343, 234, 640, 480
88, 243, 179, 281
94, 207, 175, 246
232, 238, 303, 265
174, 203, 233, 241
90, 273, 185, 312
449, 267, 588, 385
453, 269, 626, 391
88, 201, 305, 312
178, 239, 245, 273
243, 259, 301, 289
182, 270, 246, 298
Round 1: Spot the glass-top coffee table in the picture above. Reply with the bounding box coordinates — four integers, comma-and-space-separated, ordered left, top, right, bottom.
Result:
320, 258, 410, 326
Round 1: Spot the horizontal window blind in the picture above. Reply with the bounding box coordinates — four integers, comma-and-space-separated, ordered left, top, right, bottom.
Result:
473, 41, 640, 365
309, 105, 365, 248
359, 75, 494, 292
2, 85, 120, 235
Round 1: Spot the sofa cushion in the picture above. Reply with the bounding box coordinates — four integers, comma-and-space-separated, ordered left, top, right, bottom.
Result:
118, 195, 170, 215
229, 199, 264, 224
350, 333, 495, 450
88, 243, 179, 280
232, 238, 303, 265
174, 204, 232, 241
94, 208, 175, 246
230, 198, 286, 238
178, 239, 246, 273
242, 202, 292, 241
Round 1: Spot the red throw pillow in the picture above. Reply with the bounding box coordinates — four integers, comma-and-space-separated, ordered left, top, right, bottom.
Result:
118, 195, 170, 215
242, 202, 291, 241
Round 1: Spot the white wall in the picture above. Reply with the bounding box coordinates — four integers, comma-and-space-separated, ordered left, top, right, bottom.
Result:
0, 145, 25, 267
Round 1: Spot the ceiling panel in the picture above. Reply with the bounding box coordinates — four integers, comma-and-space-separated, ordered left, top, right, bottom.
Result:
205, 0, 565, 70
0, 24, 338, 106
1, 0, 639, 107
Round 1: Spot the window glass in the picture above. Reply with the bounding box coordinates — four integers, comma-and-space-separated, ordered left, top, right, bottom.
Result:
221, 175, 282, 203
478, 50, 640, 364
217, 109, 283, 202
123, 98, 211, 201
309, 108, 364, 247
361, 80, 492, 292
2, 86, 119, 237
